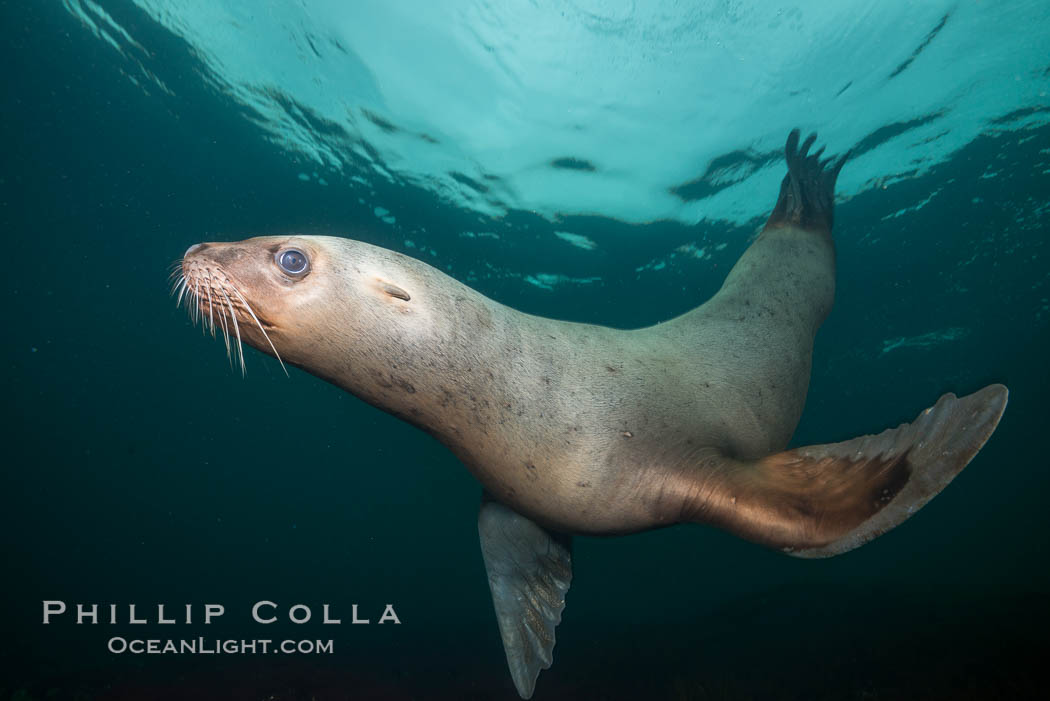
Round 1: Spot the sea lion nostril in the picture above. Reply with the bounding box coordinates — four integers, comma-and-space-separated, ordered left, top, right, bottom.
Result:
184, 242, 208, 257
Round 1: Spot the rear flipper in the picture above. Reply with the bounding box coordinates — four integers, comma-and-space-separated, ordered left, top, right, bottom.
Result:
765, 128, 849, 234
682, 384, 1008, 557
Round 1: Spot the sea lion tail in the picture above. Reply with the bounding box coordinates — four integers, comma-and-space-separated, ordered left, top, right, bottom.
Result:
765, 129, 849, 234
679, 384, 1008, 557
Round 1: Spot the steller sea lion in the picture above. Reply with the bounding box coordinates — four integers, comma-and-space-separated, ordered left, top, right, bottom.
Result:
175, 130, 1007, 698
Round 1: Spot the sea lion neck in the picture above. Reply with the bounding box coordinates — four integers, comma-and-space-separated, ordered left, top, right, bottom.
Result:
303, 255, 524, 449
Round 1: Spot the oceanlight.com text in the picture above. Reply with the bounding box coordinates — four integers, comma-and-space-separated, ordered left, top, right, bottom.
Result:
107, 637, 334, 655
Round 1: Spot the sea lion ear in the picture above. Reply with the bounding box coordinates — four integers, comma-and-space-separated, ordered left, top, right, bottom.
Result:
478, 497, 573, 699
379, 282, 411, 301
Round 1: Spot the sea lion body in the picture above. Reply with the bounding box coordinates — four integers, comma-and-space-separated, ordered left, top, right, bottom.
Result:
176, 131, 1007, 698
181, 221, 829, 536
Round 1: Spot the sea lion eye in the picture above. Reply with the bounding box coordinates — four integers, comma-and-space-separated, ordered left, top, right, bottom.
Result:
276, 248, 310, 276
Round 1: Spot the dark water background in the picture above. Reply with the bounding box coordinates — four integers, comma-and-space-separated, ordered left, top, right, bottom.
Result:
3, 1, 1049, 699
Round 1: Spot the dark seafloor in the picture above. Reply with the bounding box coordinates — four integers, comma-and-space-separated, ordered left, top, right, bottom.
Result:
1, 1, 1048, 700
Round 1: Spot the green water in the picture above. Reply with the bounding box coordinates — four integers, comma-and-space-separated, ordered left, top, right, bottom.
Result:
2, 2, 1048, 699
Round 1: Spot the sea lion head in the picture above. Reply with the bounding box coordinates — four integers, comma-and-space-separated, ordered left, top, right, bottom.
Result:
177, 235, 423, 378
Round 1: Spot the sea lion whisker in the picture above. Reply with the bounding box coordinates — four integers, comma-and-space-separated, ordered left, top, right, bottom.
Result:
174, 276, 187, 306
166, 262, 184, 283
165, 261, 180, 281
218, 286, 246, 376
167, 269, 181, 288
203, 272, 216, 337
228, 284, 288, 377
193, 277, 202, 327
185, 276, 195, 324
186, 280, 197, 324
215, 295, 232, 366
170, 274, 184, 298
217, 284, 239, 371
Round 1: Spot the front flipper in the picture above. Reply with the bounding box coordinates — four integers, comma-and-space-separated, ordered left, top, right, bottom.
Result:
679, 384, 1008, 558
478, 498, 572, 699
